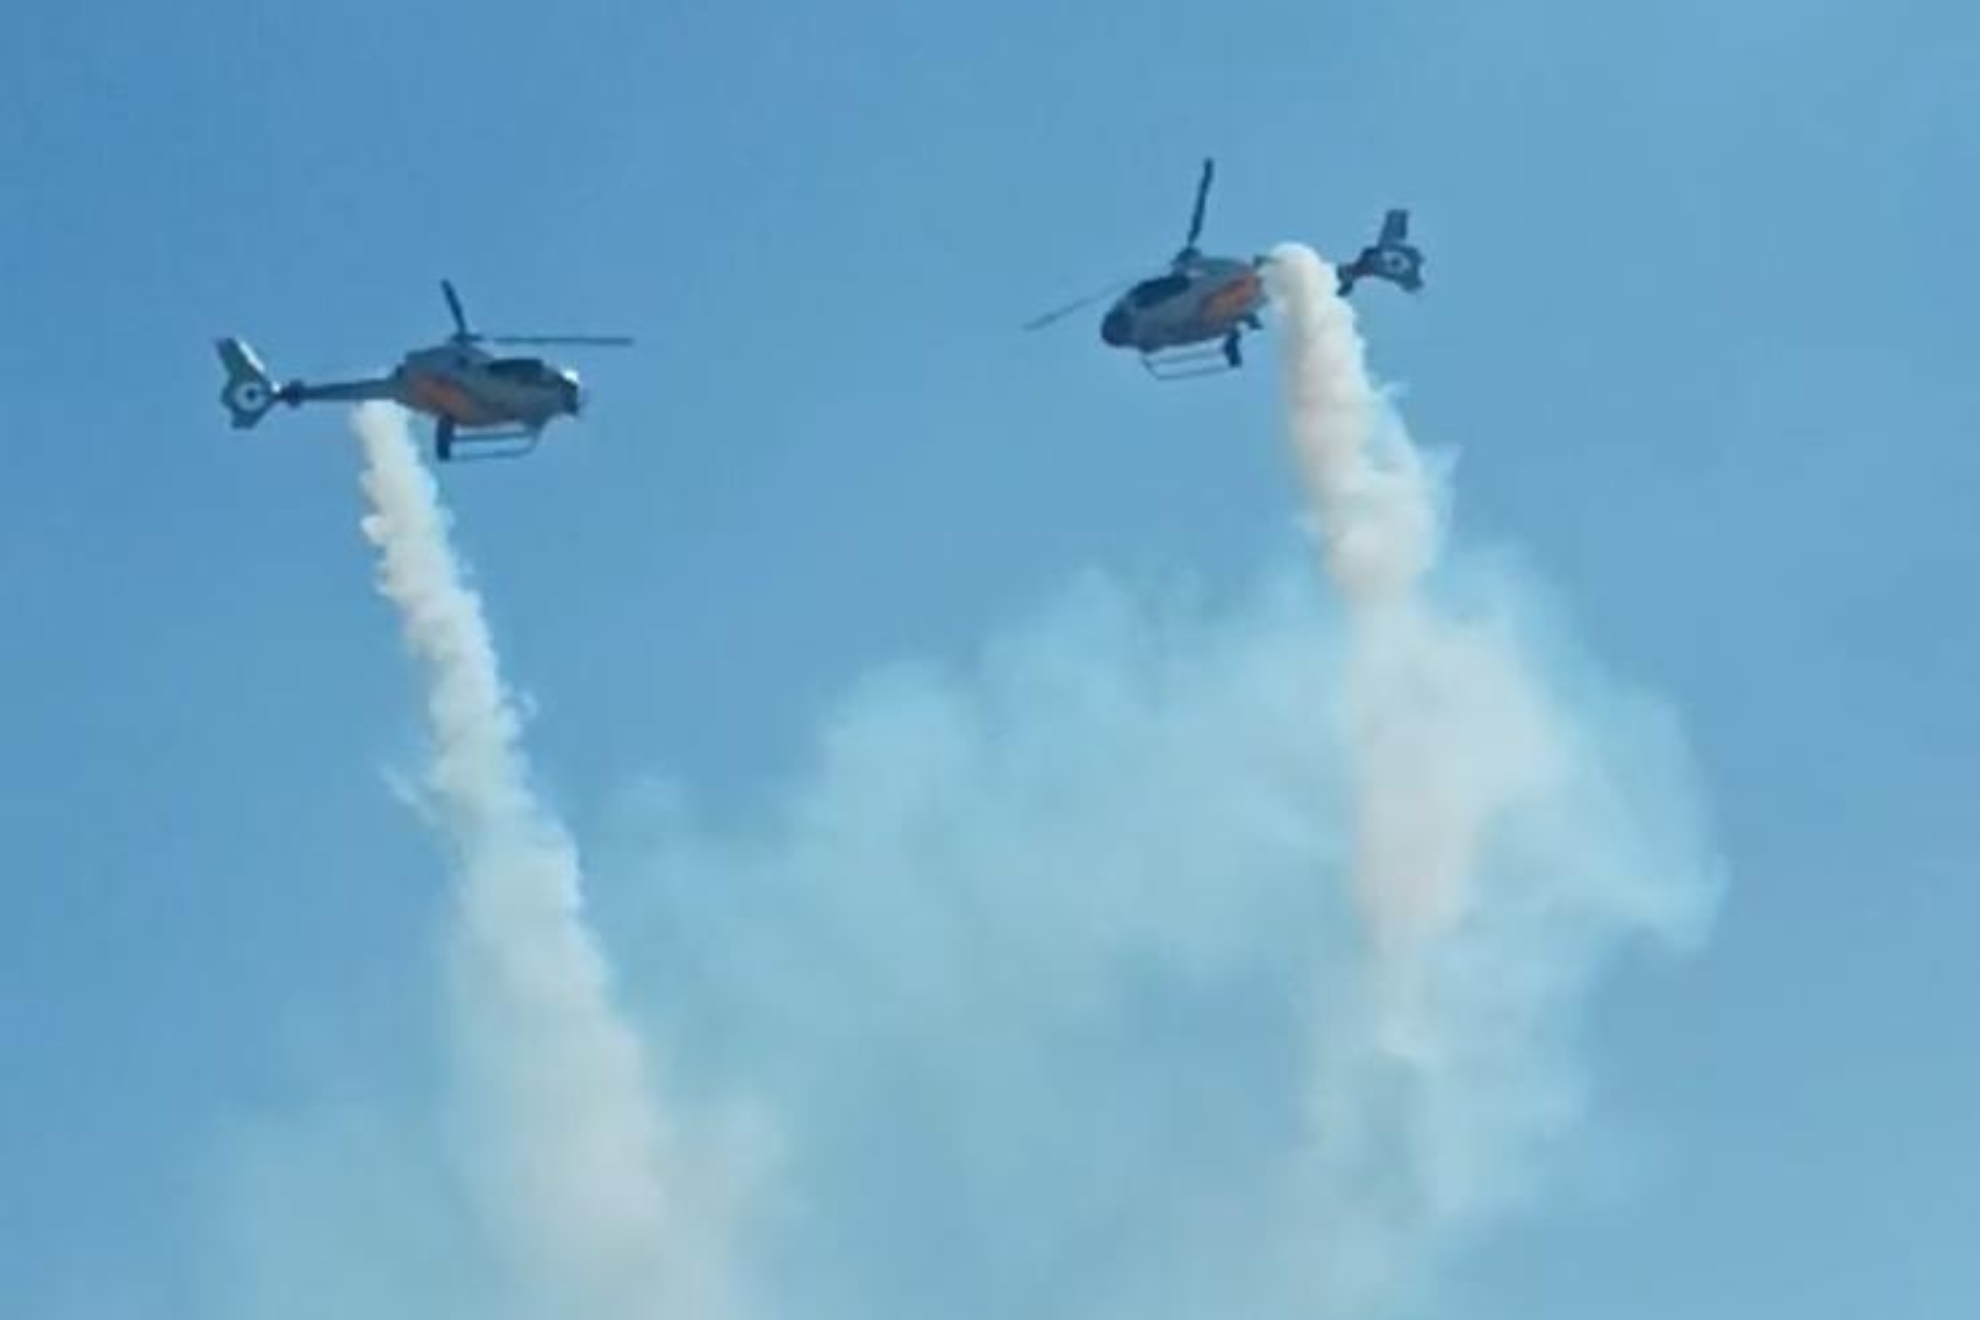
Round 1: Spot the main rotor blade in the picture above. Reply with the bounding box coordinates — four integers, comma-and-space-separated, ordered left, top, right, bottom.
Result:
1022, 278, 1134, 331
441, 279, 470, 338
482, 334, 635, 346
1183, 157, 1214, 252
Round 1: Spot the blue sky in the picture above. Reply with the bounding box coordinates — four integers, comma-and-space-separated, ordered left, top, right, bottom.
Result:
2, 1, 1977, 1317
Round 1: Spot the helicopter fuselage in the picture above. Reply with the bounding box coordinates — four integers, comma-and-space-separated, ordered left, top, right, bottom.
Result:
1099, 255, 1267, 355
389, 342, 584, 430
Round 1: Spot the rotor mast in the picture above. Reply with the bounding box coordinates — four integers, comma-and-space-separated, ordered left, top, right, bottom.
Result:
1175, 157, 1214, 265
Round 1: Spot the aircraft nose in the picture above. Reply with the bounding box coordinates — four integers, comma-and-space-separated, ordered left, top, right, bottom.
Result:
1100, 307, 1131, 346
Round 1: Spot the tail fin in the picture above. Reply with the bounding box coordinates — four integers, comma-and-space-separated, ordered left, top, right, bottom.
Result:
216, 338, 278, 429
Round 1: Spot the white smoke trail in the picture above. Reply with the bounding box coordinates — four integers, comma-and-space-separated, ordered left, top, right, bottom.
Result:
1267, 242, 1552, 1003
1260, 242, 1719, 1311
1267, 244, 1440, 607
353, 403, 715, 1320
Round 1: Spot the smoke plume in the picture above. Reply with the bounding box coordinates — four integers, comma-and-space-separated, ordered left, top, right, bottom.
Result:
210, 271, 1718, 1320
1260, 241, 1720, 1311
349, 403, 723, 1320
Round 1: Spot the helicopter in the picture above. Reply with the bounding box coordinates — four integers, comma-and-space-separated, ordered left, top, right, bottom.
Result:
1024, 158, 1270, 380
215, 280, 632, 462
1023, 160, 1425, 379
1337, 209, 1426, 296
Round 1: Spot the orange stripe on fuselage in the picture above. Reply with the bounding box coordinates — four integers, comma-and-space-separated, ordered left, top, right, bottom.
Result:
406, 373, 495, 425
1201, 271, 1263, 324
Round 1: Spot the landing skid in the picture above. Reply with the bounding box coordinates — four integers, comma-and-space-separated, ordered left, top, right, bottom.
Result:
435, 422, 544, 464
1139, 335, 1245, 381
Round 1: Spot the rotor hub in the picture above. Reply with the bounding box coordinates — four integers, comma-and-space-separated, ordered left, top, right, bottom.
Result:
226, 379, 270, 412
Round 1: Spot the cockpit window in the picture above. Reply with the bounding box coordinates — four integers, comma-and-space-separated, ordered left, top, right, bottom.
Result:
1129, 274, 1191, 307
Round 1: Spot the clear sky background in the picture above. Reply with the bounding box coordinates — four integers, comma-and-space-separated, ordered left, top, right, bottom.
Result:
2, 1, 1976, 1317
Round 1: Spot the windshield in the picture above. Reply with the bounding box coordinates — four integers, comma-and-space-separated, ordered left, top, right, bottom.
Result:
1129, 274, 1191, 308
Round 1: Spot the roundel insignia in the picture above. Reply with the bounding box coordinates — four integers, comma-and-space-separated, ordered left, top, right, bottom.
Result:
228, 379, 270, 411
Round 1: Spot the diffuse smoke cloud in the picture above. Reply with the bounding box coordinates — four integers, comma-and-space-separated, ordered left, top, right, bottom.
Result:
593, 252, 1719, 1317
214, 261, 1718, 1320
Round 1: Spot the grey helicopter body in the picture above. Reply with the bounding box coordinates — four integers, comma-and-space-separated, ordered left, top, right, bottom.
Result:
1029, 159, 1270, 379
1027, 159, 1425, 378
216, 281, 631, 462
1100, 252, 1269, 367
